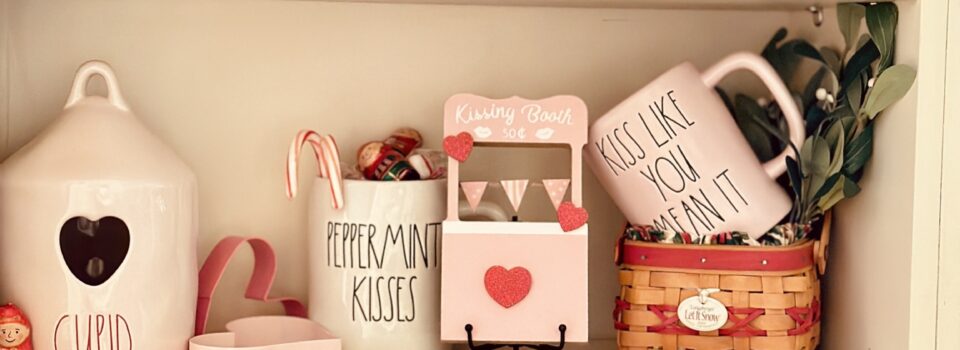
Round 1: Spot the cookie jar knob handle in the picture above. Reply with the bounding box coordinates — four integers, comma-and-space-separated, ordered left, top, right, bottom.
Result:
64, 60, 129, 111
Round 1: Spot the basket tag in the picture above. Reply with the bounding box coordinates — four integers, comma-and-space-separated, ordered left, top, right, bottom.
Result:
677, 288, 728, 332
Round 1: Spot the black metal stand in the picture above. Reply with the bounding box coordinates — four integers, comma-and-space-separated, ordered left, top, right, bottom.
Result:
464, 324, 566, 350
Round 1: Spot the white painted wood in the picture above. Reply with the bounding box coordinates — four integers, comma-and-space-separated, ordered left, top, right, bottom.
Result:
324, 0, 859, 10
937, 0, 960, 348
0, 1, 7, 157
903, 0, 949, 348
0, 0, 945, 348
444, 221, 588, 235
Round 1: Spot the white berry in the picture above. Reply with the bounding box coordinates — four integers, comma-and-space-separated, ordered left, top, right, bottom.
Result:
816, 88, 828, 101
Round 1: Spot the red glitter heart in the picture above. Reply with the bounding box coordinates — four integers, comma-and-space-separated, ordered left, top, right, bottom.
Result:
557, 201, 588, 232
484, 266, 532, 308
443, 132, 474, 162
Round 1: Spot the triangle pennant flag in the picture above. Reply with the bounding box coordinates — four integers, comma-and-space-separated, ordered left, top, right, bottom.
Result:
542, 179, 571, 211
500, 179, 530, 212
461, 181, 489, 211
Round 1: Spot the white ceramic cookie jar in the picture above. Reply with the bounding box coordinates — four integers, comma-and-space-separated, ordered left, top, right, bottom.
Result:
0, 60, 198, 350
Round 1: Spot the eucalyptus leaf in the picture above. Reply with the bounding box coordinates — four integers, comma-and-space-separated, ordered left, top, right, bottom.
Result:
829, 104, 854, 123
848, 74, 863, 115
786, 156, 803, 198
818, 177, 847, 212
791, 41, 842, 94
825, 120, 847, 155
866, 3, 898, 70
843, 123, 874, 177
802, 67, 828, 109
735, 95, 777, 161
716, 88, 735, 112
843, 175, 861, 198
764, 27, 789, 54
806, 106, 828, 136
838, 3, 866, 55
856, 33, 872, 52
772, 39, 812, 83
743, 95, 794, 146
841, 39, 880, 92
839, 114, 857, 140
793, 41, 826, 64
813, 172, 843, 202
863, 64, 916, 118
822, 47, 843, 77
763, 29, 796, 82
802, 135, 832, 194
800, 137, 814, 174
827, 122, 846, 176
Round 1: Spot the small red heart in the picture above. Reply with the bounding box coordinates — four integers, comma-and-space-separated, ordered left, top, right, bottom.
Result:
557, 201, 588, 232
443, 132, 474, 162
484, 266, 532, 308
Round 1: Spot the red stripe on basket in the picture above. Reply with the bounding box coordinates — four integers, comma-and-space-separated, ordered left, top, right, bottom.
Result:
613, 297, 630, 331
621, 243, 814, 271
647, 305, 698, 335
619, 303, 820, 337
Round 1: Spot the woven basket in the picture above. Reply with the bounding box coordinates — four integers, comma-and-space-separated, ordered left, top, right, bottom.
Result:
613, 214, 830, 350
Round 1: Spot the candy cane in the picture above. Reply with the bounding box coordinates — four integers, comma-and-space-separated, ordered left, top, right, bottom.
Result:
315, 134, 343, 207
285, 130, 344, 209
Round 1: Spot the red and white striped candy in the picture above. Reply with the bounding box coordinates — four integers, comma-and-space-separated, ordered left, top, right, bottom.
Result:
285, 130, 344, 209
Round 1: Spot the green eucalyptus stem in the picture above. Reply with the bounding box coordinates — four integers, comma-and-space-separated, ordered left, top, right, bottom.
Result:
713, 3, 914, 242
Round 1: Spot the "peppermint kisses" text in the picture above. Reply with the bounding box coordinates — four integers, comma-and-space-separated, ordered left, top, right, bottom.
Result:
326, 222, 441, 324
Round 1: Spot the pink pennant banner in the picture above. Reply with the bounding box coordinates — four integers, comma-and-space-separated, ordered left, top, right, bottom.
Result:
500, 179, 530, 212
461, 181, 489, 211
542, 179, 571, 211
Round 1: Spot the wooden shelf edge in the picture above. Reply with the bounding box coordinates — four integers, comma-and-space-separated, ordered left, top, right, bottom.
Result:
306, 0, 856, 11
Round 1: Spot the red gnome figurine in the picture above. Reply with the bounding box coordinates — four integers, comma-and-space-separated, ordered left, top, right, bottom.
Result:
0, 304, 30, 350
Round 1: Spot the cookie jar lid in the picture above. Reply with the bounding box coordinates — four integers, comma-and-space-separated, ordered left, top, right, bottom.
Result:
0, 60, 195, 186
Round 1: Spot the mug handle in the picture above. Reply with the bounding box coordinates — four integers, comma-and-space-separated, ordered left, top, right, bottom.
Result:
700, 52, 805, 179
458, 200, 511, 222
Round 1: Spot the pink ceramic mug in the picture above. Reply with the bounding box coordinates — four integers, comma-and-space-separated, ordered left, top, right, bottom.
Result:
586, 52, 804, 239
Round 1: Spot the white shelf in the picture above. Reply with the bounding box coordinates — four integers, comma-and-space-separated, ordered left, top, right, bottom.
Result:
321, 0, 852, 10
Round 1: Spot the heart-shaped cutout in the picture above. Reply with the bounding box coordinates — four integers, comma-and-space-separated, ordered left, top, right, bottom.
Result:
60, 216, 130, 286
190, 316, 341, 349
557, 202, 588, 232
443, 132, 474, 162
484, 266, 532, 308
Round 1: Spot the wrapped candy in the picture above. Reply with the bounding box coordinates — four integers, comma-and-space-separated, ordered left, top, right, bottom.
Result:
342, 161, 365, 180
357, 142, 421, 181
384, 127, 422, 156
408, 149, 447, 179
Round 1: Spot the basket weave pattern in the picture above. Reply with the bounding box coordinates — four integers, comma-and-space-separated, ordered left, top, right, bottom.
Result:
613, 218, 829, 350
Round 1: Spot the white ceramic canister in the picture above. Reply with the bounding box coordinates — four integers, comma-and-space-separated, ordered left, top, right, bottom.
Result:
0, 61, 198, 349
308, 178, 450, 350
